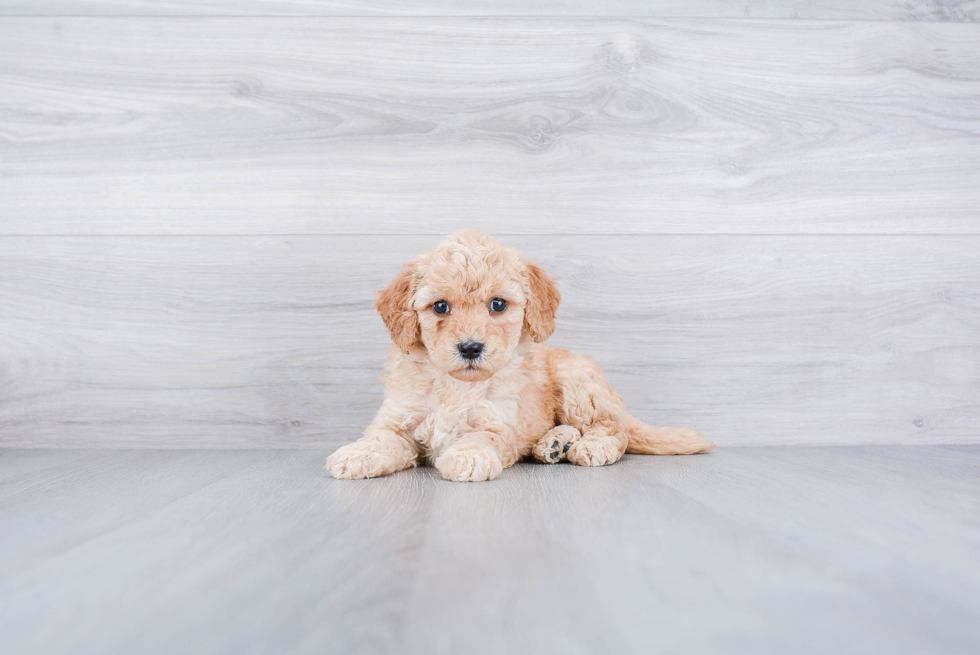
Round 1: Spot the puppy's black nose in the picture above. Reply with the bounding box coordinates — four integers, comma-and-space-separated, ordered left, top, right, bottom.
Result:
457, 341, 484, 360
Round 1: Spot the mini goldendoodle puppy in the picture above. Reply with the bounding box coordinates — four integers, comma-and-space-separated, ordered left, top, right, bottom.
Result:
326, 231, 713, 482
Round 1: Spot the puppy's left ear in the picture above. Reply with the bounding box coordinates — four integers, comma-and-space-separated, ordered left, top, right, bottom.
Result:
375, 260, 422, 353
522, 261, 561, 342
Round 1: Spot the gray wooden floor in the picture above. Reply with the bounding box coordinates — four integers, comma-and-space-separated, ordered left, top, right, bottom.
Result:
2, 446, 979, 655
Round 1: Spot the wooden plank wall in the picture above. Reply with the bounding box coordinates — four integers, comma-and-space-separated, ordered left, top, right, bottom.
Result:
1, 1, 978, 20
1, 1, 978, 447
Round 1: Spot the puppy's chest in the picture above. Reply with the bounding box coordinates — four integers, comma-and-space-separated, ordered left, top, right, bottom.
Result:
412, 375, 525, 451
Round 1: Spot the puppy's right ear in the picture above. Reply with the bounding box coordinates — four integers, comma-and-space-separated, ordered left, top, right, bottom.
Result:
375, 261, 422, 353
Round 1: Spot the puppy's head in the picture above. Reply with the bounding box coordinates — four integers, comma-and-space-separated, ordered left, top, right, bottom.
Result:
375, 231, 560, 381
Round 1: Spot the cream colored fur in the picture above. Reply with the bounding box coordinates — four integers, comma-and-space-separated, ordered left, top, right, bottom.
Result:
326, 231, 714, 482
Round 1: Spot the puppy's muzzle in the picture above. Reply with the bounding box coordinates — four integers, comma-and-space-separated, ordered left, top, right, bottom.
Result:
457, 341, 484, 360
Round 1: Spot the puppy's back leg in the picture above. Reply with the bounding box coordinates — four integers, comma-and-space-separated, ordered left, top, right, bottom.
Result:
550, 351, 712, 466
551, 353, 630, 467
566, 423, 630, 467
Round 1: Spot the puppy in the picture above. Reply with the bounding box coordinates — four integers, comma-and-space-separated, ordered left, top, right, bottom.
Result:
326, 231, 713, 482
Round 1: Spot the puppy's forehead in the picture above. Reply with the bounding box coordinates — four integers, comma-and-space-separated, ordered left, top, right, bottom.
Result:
413, 234, 525, 306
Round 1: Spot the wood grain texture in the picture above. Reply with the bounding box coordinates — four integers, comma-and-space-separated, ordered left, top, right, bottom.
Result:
404, 445, 980, 654
1, 447, 978, 654
0, 449, 434, 655
0, 449, 266, 576
1, 235, 977, 448
2, 18, 979, 235
0, 1, 978, 20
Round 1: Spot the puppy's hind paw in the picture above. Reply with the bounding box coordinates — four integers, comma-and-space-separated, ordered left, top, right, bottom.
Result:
567, 437, 623, 467
532, 425, 582, 464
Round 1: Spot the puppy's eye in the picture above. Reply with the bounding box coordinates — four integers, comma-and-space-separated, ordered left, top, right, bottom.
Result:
432, 300, 451, 315
490, 298, 508, 313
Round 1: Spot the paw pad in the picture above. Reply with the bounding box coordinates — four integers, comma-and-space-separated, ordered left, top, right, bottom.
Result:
534, 426, 582, 464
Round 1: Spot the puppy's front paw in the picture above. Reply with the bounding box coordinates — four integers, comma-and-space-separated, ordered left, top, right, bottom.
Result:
532, 425, 581, 464
434, 443, 503, 482
567, 438, 623, 467
326, 442, 398, 480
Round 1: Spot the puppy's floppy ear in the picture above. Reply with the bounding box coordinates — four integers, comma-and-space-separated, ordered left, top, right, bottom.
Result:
375, 260, 421, 353
522, 261, 561, 342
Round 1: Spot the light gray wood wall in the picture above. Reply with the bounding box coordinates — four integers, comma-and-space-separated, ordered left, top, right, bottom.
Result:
1, 2, 978, 447
3, 18, 980, 235
1, 1, 978, 20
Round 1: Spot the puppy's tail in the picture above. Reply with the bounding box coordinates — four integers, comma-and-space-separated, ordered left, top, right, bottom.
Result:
622, 415, 714, 455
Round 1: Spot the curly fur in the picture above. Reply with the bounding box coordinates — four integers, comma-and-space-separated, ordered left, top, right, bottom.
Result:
326, 231, 714, 482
